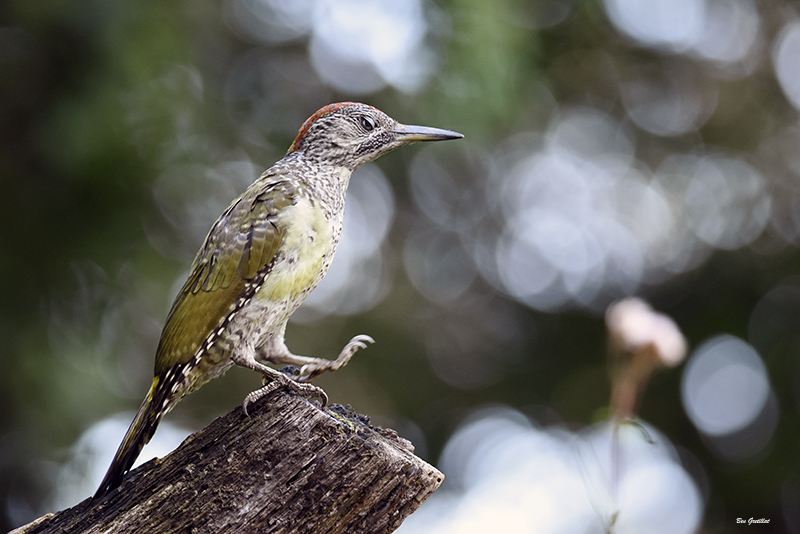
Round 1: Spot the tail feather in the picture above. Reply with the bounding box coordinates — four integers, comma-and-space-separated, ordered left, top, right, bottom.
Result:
93, 379, 165, 499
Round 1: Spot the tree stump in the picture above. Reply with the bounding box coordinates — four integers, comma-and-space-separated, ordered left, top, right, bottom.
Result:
14, 391, 443, 534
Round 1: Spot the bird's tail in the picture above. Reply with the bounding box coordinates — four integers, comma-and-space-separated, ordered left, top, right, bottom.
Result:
93, 378, 166, 499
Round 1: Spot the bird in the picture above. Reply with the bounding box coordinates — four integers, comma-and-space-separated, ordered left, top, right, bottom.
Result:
93, 102, 463, 499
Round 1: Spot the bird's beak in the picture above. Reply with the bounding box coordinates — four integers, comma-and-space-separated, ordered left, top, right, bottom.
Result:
393, 123, 464, 143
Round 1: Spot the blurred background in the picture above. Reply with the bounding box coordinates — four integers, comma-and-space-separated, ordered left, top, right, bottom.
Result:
2, 0, 800, 532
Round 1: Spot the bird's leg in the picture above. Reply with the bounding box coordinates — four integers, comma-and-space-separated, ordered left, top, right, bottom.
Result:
231, 344, 328, 416
257, 329, 374, 383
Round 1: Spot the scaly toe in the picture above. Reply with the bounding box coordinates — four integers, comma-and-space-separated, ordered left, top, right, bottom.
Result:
299, 334, 375, 380
242, 375, 329, 415
291, 380, 328, 406
242, 380, 282, 416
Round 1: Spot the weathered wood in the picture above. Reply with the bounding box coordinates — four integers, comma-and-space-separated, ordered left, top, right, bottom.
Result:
18, 391, 443, 534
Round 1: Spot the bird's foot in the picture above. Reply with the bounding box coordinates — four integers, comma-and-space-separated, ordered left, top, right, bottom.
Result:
243, 372, 328, 416
278, 365, 302, 380
298, 334, 374, 382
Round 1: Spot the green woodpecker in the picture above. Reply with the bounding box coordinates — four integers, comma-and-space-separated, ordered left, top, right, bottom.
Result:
93, 102, 462, 498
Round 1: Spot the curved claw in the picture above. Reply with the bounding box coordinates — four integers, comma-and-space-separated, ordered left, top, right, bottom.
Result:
344, 334, 375, 352
298, 334, 375, 382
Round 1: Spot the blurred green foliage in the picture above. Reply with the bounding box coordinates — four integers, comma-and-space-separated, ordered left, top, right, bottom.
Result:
2, 0, 800, 531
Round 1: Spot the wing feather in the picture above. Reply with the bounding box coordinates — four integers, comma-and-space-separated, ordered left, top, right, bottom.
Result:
154, 176, 301, 374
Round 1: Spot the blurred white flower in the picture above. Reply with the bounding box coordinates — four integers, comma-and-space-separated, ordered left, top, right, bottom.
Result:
606, 298, 687, 367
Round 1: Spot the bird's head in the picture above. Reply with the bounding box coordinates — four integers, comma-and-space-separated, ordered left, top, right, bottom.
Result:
287, 102, 463, 170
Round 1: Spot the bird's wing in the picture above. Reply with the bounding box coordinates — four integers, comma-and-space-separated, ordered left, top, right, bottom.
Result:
154, 175, 302, 374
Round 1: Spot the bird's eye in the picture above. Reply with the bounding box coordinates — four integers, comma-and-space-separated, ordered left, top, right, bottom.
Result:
360, 115, 377, 132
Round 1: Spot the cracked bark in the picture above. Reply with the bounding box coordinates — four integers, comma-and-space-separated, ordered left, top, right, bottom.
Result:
14, 391, 443, 534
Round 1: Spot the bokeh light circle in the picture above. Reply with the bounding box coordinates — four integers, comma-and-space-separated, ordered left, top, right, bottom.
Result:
681, 335, 772, 437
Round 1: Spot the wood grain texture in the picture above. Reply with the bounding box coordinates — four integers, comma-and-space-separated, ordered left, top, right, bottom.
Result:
19, 391, 443, 534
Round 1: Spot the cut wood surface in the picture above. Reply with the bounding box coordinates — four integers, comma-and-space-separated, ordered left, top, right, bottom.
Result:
15, 391, 443, 534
